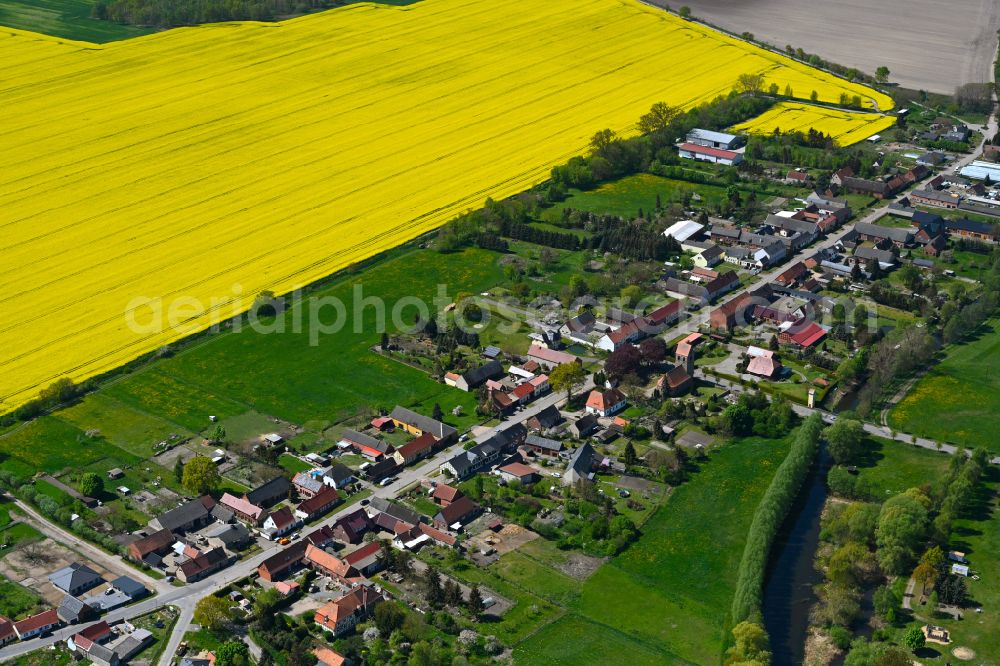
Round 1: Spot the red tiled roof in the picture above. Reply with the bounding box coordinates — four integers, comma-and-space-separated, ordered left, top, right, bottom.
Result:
14, 609, 59, 635
512, 383, 535, 400
645, 300, 683, 325
313, 648, 346, 666
789, 321, 827, 347
267, 507, 296, 530
396, 432, 437, 459
305, 544, 358, 580
498, 462, 537, 478
297, 485, 341, 516
586, 388, 625, 412
343, 541, 381, 567
527, 345, 578, 365
0, 617, 15, 643
679, 142, 740, 160
220, 493, 264, 521
432, 484, 461, 503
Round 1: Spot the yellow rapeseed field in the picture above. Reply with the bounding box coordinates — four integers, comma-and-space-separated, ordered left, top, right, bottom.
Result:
730, 102, 897, 146
0, 0, 892, 411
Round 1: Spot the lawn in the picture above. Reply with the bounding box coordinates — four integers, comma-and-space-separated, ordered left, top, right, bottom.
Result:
851, 436, 952, 499
516, 433, 795, 665
0, 416, 141, 478
0, 0, 153, 42
889, 319, 1000, 451
0, 574, 45, 620
116, 248, 502, 428
540, 173, 731, 222
56, 392, 195, 457
278, 453, 313, 474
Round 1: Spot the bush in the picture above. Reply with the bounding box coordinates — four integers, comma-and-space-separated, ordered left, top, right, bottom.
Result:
731, 414, 823, 623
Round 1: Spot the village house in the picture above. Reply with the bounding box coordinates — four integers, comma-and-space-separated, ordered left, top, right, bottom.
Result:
257, 541, 309, 581
320, 463, 356, 490
522, 434, 564, 457
57, 596, 96, 625
303, 545, 363, 585
433, 495, 482, 531
343, 542, 383, 577
391, 432, 437, 467
262, 507, 301, 540
389, 406, 458, 444
710, 285, 772, 331
584, 387, 627, 417
328, 508, 371, 545
431, 484, 462, 507
219, 493, 265, 525
13, 610, 61, 641
0, 617, 16, 647
746, 347, 781, 379
393, 522, 458, 551
177, 547, 231, 583
338, 429, 394, 460
314, 586, 384, 637
440, 425, 527, 480
292, 471, 325, 499
564, 443, 596, 485
778, 319, 828, 348
368, 497, 422, 532
559, 311, 597, 339
596, 319, 642, 352
569, 414, 599, 439
294, 485, 342, 522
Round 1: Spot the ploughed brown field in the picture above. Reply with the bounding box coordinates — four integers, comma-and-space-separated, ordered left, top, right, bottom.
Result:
654, 0, 1000, 94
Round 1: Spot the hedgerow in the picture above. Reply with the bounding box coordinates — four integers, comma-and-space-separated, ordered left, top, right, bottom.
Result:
730, 414, 824, 623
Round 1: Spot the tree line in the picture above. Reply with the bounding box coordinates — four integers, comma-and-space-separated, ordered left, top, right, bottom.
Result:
93, 0, 335, 28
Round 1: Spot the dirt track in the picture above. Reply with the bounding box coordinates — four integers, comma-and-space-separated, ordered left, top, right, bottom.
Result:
648, 0, 1000, 94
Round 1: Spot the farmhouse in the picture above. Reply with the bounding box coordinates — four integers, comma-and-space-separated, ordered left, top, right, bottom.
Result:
315, 586, 383, 637
389, 406, 457, 443
431, 484, 463, 507
292, 471, 325, 499
677, 142, 743, 166
369, 497, 422, 532
910, 188, 960, 208
596, 320, 642, 352
569, 414, 599, 439
303, 545, 362, 585
331, 508, 372, 545
177, 547, 231, 583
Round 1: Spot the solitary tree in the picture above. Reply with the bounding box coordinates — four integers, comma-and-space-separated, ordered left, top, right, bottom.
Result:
623, 441, 638, 467
194, 595, 232, 633
79, 472, 103, 497
549, 362, 586, 401
824, 418, 865, 464
876, 66, 890, 83
432, 403, 444, 422
467, 585, 485, 616
182, 456, 220, 495
902, 625, 925, 652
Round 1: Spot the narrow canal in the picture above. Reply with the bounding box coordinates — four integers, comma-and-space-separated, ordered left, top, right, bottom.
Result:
761, 444, 832, 665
